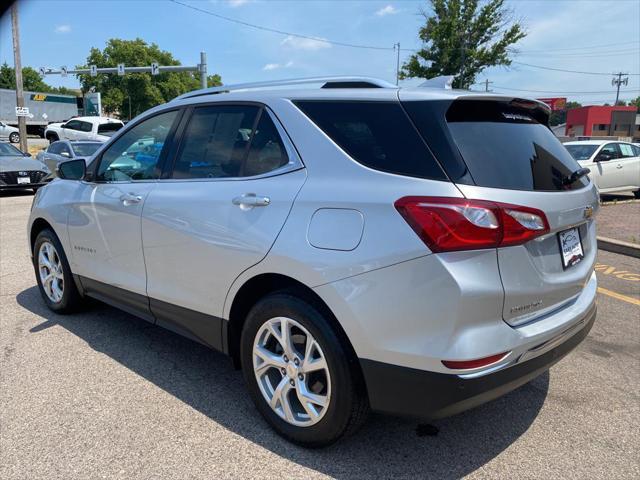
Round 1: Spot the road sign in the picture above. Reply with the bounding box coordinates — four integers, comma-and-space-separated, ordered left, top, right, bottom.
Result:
151, 62, 159, 75
61, 66, 68, 77
90, 65, 97, 77
15, 106, 30, 117
117, 63, 125, 76
38, 66, 46, 76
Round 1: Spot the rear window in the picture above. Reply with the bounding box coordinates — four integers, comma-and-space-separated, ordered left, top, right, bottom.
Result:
565, 144, 599, 161
97, 122, 123, 136
72, 143, 101, 157
407, 99, 588, 191
294, 101, 447, 180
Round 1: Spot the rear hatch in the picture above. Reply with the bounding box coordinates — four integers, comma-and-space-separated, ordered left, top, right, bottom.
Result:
401, 93, 599, 326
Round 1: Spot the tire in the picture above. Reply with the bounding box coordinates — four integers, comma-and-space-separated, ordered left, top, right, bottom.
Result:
240, 292, 369, 447
46, 134, 59, 144
33, 229, 84, 313
9, 132, 19, 143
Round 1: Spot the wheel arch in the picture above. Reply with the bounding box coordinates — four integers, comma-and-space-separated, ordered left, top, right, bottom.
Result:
226, 273, 361, 379
30, 217, 55, 254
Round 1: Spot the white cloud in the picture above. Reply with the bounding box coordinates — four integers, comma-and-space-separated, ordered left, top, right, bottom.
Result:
376, 5, 397, 17
263, 61, 294, 71
280, 35, 331, 51
54, 25, 71, 34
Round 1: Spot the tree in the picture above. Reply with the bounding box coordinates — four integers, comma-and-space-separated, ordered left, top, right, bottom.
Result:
0, 62, 73, 94
548, 101, 582, 127
76, 38, 222, 118
400, 0, 526, 88
629, 96, 640, 109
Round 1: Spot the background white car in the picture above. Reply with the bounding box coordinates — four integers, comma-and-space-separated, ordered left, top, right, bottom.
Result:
0, 121, 20, 143
44, 116, 124, 144
564, 140, 640, 197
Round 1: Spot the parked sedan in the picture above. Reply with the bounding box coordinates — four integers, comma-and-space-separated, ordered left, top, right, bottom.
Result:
564, 140, 640, 197
36, 140, 102, 175
0, 143, 49, 192
0, 121, 20, 143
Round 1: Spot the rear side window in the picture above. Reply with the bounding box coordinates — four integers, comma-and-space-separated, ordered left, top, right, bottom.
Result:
97, 123, 123, 136
294, 101, 447, 180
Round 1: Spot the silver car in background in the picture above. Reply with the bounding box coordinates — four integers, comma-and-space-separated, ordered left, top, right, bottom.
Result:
28, 77, 599, 447
0, 142, 49, 192
36, 140, 103, 176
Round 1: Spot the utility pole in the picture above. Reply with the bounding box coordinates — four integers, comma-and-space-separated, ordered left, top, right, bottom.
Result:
612, 72, 628, 105
394, 42, 401, 86
200, 51, 207, 89
11, 3, 28, 153
484, 79, 493, 92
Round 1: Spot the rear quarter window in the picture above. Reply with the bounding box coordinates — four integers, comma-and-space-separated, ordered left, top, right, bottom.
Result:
293, 101, 447, 181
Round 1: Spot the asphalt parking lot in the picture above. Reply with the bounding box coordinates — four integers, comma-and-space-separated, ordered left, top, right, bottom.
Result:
1, 192, 638, 480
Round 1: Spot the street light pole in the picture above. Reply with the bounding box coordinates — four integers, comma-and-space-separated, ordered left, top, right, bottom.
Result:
10, 4, 28, 153
200, 51, 207, 89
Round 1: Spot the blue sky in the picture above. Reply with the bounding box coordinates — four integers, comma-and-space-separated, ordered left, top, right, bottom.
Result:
0, 0, 639, 105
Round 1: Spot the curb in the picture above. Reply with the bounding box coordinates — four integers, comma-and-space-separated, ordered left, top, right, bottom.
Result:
597, 236, 640, 259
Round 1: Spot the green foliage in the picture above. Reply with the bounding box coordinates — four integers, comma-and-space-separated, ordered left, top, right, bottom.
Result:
548, 101, 582, 127
0, 62, 74, 94
400, 0, 526, 89
76, 38, 222, 118
630, 96, 640, 109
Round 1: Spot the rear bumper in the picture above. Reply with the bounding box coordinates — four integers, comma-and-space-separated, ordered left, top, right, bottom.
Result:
360, 302, 596, 419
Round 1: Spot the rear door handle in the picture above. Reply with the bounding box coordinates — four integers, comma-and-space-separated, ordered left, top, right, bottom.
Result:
232, 193, 271, 210
120, 193, 142, 206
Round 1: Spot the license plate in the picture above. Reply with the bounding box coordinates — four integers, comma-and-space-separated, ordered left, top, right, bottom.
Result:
558, 227, 584, 269
17, 176, 30, 184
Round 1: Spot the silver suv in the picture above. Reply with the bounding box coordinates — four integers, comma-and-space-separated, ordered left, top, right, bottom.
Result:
28, 77, 599, 447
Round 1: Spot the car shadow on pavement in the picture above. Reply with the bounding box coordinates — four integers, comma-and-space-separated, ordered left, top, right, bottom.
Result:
17, 286, 549, 479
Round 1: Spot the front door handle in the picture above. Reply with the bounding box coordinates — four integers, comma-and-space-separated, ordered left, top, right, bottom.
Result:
120, 192, 142, 206
616, 164, 623, 169
232, 193, 271, 210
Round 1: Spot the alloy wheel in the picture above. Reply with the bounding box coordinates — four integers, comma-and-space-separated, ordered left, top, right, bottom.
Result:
252, 316, 331, 427
38, 241, 64, 303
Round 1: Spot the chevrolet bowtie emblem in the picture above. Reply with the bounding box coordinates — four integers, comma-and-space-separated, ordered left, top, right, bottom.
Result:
583, 206, 594, 219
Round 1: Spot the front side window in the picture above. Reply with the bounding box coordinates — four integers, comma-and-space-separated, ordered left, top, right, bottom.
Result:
96, 110, 178, 182
72, 143, 101, 157
64, 120, 81, 131
47, 143, 63, 155
600, 143, 620, 159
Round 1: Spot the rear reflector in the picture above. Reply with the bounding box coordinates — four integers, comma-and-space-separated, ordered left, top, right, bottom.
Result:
442, 352, 509, 370
395, 196, 550, 252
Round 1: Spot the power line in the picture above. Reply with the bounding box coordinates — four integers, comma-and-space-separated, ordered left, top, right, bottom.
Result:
492, 86, 640, 95
169, 0, 396, 51
519, 48, 639, 58
511, 61, 640, 76
517, 40, 639, 53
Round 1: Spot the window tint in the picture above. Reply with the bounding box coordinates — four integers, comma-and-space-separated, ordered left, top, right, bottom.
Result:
47, 142, 63, 154
172, 105, 260, 179
71, 143, 101, 157
78, 121, 93, 132
243, 110, 289, 177
294, 101, 447, 180
600, 143, 620, 159
64, 120, 81, 130
97, 110, 178, 182
97, 122, 123, 136
632, 145, 640, 156
443, 100, 586, 191
565, 144, 598, 161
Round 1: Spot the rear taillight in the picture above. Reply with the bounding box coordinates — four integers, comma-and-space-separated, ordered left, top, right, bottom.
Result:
395, 196, 549, 253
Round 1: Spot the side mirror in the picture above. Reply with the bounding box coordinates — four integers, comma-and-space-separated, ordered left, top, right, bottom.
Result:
23, 152, 32, 157
595, 152, 613, 162
57, 159, 86, 180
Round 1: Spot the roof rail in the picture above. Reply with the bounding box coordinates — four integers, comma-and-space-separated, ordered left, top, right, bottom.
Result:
172, 76, 397, 101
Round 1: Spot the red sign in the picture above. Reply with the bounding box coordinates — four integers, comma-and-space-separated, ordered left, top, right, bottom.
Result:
537, 97, 567, 111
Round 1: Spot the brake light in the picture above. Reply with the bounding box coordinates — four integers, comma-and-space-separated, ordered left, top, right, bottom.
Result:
395, 196, 549, 252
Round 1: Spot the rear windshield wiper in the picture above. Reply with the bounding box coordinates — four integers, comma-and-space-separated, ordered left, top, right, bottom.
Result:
563, 167, 590, 186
